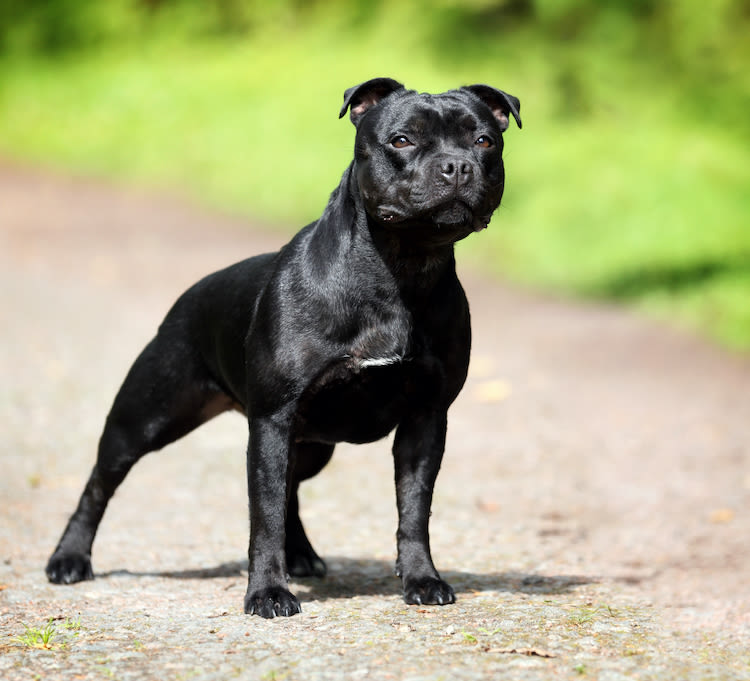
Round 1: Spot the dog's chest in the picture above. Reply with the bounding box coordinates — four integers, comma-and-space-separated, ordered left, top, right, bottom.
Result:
293, 354, 435, 445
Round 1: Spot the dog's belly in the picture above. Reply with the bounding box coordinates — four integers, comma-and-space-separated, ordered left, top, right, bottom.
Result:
294, 360, 411, 445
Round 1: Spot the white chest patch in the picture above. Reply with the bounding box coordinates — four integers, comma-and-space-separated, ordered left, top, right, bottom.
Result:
357, 355, 404, 369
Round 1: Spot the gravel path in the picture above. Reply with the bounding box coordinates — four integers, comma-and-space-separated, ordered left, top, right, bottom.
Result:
1, 164, 749, 680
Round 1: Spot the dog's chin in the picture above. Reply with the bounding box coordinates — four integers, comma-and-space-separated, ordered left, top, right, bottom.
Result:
376, 201, 473, 226
373, 200, 490, 241
429, 201, 473, 228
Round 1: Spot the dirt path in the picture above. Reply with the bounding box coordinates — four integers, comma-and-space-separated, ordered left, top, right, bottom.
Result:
1, 164, 749, 680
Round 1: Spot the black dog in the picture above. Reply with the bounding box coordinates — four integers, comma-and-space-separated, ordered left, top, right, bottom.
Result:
46, 78, 521, 618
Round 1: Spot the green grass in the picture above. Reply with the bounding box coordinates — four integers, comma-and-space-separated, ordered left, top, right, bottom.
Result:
1, 5, 748, 349
14, 618, 58, 649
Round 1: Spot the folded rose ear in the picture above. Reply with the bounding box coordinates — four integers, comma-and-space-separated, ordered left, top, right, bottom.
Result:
462, 85, 522, 132
339, 78, 406, 126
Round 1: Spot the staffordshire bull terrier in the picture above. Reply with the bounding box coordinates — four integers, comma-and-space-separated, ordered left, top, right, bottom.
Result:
46, 78, 521, 618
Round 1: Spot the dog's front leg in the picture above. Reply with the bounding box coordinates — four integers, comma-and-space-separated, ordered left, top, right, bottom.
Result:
392, 410, 456, 606
244, 412, 302, 618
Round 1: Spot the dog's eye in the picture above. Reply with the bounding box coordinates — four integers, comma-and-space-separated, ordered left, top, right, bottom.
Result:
391, 136, 413, 149
475, 136, 494, 148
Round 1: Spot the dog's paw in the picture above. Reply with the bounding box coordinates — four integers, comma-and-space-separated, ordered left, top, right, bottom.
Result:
287, 550, 327, 578
45, 552, 94, 584
244, 587, 302, 618
403, 576, 456, 606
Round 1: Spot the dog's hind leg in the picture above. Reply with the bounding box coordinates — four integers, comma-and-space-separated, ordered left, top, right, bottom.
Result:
285, 442, 333, 577
46, 334, 236, 584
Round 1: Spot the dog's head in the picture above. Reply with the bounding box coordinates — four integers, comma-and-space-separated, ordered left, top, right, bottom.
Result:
340, 78, 521, 246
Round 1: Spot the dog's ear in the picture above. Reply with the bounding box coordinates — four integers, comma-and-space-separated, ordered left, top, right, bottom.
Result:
339, 78, 405, 126
462, 85, 522, 132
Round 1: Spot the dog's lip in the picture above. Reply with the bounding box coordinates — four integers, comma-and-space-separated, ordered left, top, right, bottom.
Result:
376, 200, 479, 226
475, 214, 492, 231
435, 198, 471, 213
375, 208, 407, 224
429, 199, 474, 225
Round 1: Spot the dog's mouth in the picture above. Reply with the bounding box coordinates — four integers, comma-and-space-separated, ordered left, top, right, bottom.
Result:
429, 200, 473, 227
379, 200, 487, 229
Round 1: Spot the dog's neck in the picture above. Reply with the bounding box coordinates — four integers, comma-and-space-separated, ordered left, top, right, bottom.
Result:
333, 163, 458, 289
366, 220, 456, 282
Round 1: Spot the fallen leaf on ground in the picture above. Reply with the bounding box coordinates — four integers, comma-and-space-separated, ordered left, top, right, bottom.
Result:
473, 379, 512, 403
709, 508, 734, 524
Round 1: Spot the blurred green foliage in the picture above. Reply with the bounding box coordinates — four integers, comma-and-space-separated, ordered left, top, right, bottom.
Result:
0, 0, 749, 348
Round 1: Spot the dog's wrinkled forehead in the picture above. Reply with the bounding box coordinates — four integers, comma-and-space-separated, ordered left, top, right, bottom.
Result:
340, 78, 522, 133
364, 92, 498, 140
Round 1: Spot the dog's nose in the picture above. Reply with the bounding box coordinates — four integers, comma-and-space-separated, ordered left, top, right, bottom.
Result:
437, 158, 473, 184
